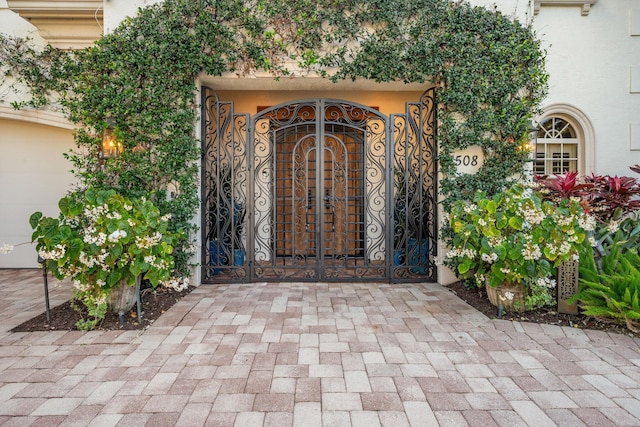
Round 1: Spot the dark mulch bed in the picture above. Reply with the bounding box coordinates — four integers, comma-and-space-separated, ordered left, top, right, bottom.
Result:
448, 281, 640, 339
12, 285, 194, 332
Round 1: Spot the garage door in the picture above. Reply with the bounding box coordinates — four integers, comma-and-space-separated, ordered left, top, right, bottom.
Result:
0, 119, 76, 268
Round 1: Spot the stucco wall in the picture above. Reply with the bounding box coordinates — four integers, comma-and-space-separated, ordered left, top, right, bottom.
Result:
103, 0, 163, 33
214, 90, 426, 117
0, 119, 76, 268
533, 1, 640, 175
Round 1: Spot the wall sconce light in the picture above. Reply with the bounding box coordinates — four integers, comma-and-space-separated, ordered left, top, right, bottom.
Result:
101, 117, 123, 159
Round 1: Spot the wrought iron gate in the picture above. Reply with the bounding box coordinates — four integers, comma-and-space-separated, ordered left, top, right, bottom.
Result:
201, 87, 436, 282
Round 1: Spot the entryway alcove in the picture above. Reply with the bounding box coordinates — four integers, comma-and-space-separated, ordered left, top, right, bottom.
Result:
201, 87, 437, 283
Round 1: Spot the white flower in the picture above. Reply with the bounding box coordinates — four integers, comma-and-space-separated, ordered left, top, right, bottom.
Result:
38, 244, 66, 261
579, 215, 597, 232
84, 231, 107, 246
160, 277, 189, 291
536, 277, 556, 289
521, 242, 542, 261
588, 236, 597, 247
481, 252, 498, 263
445, 248, 476, 259
478, 218, 487, 227
463, 204, 477, 213
136, 232, 162, 249
108, 230, 127, 242
607, 219, 621, 234
559, 241, 571, 255
79, 251, 96, 267
488, 236, 504, 247
499, 291, 514, 301
522, 207, 545, 225
0, 243, 15, 254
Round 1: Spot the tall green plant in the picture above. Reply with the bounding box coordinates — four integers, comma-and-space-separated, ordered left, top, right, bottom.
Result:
574, 245, 640, 333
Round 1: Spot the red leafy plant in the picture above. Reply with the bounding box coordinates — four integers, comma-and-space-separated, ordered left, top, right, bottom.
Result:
536, 167, 640, 223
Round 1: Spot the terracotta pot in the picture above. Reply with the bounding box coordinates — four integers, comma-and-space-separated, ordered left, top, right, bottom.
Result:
108, 277, 139, 314
485, 281, 526, 313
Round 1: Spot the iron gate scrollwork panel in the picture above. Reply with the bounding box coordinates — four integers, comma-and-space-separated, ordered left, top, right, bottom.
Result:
201, 87, 436, 283
201, 87, 249, 281
390, 88, 437, 281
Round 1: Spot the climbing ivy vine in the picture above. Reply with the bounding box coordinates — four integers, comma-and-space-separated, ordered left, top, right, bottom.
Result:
0, 0, 547, 277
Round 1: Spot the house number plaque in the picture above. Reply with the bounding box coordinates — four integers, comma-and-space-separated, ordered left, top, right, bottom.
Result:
453, 145, 484, 174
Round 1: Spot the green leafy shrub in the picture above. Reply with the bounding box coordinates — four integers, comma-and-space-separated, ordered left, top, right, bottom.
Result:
30, 188, 187, 329
573, 244, 640, 333
444, 182, 589, 310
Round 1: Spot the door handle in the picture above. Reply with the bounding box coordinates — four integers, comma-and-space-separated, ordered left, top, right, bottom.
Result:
324, 188, 332, 210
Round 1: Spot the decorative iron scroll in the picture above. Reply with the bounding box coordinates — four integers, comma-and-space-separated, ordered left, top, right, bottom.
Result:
201, 87, 248, 282
390, 88, 437, 281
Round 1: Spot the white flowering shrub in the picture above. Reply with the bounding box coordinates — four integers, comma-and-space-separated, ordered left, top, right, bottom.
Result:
444, 183, 590, 310
30, 188, 186, 329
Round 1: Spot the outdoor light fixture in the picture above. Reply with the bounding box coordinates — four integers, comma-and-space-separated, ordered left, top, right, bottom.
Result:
101, 117, 123, 158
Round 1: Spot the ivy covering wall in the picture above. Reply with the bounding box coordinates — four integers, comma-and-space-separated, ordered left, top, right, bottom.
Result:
0, 0, 547, 277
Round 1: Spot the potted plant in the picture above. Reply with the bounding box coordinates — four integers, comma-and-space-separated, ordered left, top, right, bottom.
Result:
30, 188, 184, 329
207, 163, 248, 271
443, 183, 590, 312
207, 164, 230, 272
394, 168, 431, 273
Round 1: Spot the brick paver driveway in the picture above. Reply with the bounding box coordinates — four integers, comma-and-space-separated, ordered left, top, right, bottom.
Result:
0, 269, 639, 426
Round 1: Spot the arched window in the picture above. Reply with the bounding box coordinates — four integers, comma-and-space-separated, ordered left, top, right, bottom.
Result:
534, 117, 579, 175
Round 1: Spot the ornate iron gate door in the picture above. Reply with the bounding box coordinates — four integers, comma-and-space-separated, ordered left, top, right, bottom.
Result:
201, 87, 437, 283
252, 100, 387, 280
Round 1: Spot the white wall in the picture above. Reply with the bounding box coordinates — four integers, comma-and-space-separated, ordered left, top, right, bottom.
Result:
103, 0, 163, 33
0, 1, 45, 40
0, 1, 49, 108
533, 1, 640, 175
467, 0, 532, 22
